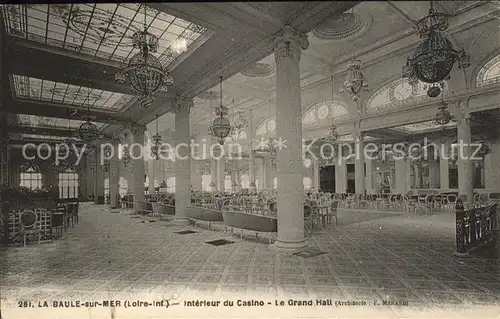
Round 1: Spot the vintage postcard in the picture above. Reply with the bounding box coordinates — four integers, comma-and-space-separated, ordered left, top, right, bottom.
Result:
1, 1, 499, 319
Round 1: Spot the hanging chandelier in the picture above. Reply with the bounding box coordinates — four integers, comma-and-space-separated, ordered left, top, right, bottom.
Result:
150, 114, 162, 160
103, 145, 113, 172
402, 0, 469, 98
115, 5, 173, 108
209, 76, 231, 145
340, 59, 369, 101
339, 8, 369, 102
476, 141, 491, 158
323, 124, 340, 144
77, 86, 101, 143
434, 95, 453, 125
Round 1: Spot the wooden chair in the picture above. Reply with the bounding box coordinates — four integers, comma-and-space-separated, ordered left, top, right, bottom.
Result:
19, 210, 41, 247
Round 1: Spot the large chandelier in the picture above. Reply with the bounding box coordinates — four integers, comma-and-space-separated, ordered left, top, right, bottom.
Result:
150, 114, 162, 160
77, 86, 101, 143
209, 76, 231, 145
402, 1, 469, 98
115, 5, 174, 108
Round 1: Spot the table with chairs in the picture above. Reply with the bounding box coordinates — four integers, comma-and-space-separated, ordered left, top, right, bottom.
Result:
2, 200, 80, 247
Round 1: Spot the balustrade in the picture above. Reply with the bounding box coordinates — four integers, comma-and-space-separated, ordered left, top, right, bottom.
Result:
455, 200, 498, 255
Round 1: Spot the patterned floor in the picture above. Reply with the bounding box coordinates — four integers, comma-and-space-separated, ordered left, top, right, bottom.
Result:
1, 203, 499, 318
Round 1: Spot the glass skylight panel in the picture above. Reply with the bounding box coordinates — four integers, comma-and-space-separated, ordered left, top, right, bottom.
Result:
18, 114, 104, 130
2, 4, 208, 67
11, 75, 133, 111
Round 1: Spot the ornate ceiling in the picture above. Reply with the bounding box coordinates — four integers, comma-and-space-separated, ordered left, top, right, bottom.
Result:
2, 1, 500, 147
2, 4, 207, 65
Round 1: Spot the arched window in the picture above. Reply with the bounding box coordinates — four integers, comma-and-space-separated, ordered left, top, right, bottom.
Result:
201, 175, 212, 191
476, 53, 500, 87
256, 118, 276, 136
145, 176, 149, 188
302, 100, 348, 126
366, 78, 448, 112
273, 176, 277, 189
119, 177, 128, 196
303, 177, 312, 189
58, 168, 79, 199
167, 177, 176, 193
20, 165, 42, 190
303, 109, 316, 125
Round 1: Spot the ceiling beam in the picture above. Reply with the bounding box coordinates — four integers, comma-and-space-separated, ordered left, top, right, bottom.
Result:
8, 126, 75, 138
386, 1, 418, 25
4, 36, 175, 99
4, 97, 132, 125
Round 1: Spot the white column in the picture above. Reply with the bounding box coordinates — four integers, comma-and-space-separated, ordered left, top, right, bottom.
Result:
259, 157, 267, 189
394, 159, 407, 194
272, 26, 309, 251
248, 109, 256, 190
148, 159, 155, 196
94, 149, 104, 204
217, 154, 225, 191
365, 158, 373, 194
440, 143, 450, 190
210, 158, 217, 192
335, 159, 346, 193
428, 161, 440, 189
405, 160, 412, 191
109, 138, 120, 208
484, 139, 500, 190
173, 99, 193, 224
457, 113, 473, 203
313, 159, 320, 191
354, 133, 365, 194
131, 126, 146, 212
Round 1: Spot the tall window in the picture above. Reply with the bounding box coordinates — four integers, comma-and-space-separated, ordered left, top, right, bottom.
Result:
202, 175, 212, 191
58, 169, 79, 199
240, 174, 249, 189
255, 178, 259, 190
20, 166, 42, 190
273, 177, 277, 189
224, 175, 232, 192
119, 177, 128, 196
167, 177, 176, 193
303, 177, 312, 189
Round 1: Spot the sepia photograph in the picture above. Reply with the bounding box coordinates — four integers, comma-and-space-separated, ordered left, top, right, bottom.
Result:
0, 1, 499, 318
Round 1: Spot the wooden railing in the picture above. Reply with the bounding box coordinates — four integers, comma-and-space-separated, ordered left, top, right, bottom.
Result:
455, 200, 499, 255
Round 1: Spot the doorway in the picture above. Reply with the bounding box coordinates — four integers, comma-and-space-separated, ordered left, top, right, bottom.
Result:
319, 165, 335, 193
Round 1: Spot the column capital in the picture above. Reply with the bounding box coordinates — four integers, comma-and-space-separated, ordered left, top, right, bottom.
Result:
173, 98, 194, 115
273, 26, 309, 61
130, 125, 147, 136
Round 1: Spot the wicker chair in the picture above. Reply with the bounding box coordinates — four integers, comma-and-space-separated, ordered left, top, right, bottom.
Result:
19, 210, 41, 247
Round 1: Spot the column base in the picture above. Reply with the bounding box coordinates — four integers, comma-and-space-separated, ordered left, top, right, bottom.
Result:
172, 218, 190, 226
271, 238, 307, 252
453, 251, 471, 258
